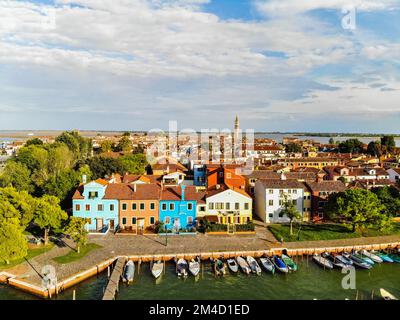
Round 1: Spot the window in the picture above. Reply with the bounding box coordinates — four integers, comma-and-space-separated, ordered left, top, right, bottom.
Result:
215, 203, 224, 210
98, 204, 104, 211
187, 216, 193, 224
235, 203, 239, 210
293, 189, 297, 194
169, 203, 175, 211
75, 204, 81, 211
268, 200, 273, 206
122, 217, 127, 225
89, 191, 98, 199
269, 213, 273, 218
209, 203, 214, 210
110, 204, 114, 211
132, 217, 137, 225
269, 189, 273, 194
244, 203, 249, 210
150, 202, 155, 210
122, 203, 127, 211
227, 173, 232, 179
226, 203, 230, 210
132, 203, 137, 210
279, 211, 284, 218
199, 206, 206, 212
140, 203, 145, 210
150, 217, 155, 224
292, 200, 297, 206
165, 216, 170, 224
303, 196, 306, 200
162, 203, 167, 211
187, 203, 193, 210
279, 200, 283, 206
85, 204, 90, 211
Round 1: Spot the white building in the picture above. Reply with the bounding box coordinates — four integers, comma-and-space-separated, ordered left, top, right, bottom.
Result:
255, 179, 305, 224
387, 168, 400, 182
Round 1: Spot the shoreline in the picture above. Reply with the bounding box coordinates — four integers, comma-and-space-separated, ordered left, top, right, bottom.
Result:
1, 239, 399, 300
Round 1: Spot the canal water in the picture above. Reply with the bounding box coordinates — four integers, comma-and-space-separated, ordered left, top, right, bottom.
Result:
1, 258, 399, 300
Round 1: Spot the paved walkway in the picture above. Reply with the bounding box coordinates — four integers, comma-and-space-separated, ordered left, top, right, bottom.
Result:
4, 229, 400, 288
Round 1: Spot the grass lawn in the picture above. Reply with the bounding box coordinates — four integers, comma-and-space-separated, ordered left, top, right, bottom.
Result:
52, 243, 102, 264
0, 243, 54, 271
268, 222, 400, 242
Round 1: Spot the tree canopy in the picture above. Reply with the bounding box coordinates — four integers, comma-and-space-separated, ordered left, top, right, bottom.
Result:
0, 218, 28, 264
338, 139, 364, 154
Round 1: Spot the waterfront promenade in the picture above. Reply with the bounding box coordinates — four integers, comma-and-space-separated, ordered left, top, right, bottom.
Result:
2, 224, 400, 294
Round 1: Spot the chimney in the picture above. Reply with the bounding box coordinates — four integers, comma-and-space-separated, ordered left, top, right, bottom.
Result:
82, 175, 87, 184
133, 183, 137, 192
181, 184, 186, 201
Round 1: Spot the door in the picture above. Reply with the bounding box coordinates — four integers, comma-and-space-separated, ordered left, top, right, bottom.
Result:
138, 218, 145, 235
96, 218, 103, 231
109, 219, 115, 230
173, 218, 180, 232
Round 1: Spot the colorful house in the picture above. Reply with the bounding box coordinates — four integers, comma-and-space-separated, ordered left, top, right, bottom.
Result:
159, 185, 205, 232
72, 179, 119, 232
206, 164, 246, 190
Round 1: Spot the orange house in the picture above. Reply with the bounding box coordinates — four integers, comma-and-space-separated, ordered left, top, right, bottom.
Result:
114, 183, 161, 234
206, 165, 246, 190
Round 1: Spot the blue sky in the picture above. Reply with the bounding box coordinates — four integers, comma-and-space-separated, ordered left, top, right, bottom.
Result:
0, 0, 399, 132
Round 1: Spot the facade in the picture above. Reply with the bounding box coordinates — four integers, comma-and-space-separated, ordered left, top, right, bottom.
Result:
193, 164, 207, 186
324, 166, 389, 183
118, 184, 161, 234
159, 185, 205, 231
279, 158, 339, 170
207, 165, 246, 190
255, 179, 304, 224
387, 168, 400, 182
72, 179, 119, 232
202, 185, 252, 226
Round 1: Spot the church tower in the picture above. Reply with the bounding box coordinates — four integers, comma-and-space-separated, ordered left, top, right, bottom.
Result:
233, 115, 240, 159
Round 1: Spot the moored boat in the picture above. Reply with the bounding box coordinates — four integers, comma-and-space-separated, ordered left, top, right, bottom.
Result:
388, 253, 400, 263
259, 257, 275, 274
189, 258, 200, 277
321, 252, 346, 269
353, 251, 375, 265
312, 254, 334, 270
151, 260, 163, 279
332, 253, 353, 266
176, 258, 188, 277
371, 251, 394, 263
227, 258, 239, 273
281, 254, 298, 272
380, 288, 398, 300
236, 256, 251, 274
123, 260, 135, 283
272, 255, 289, 273
246, 256, 262, 275
213, 258, 226, 276
360, 250, 383, 263
343, 252, 372, 269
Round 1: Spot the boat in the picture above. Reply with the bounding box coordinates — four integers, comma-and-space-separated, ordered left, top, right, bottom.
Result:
371, 251, 394, 263
246, 256, 262, 275
343, 252, 372, 269
321, 252, 346, 268
227, 258, 239, 273
176, 258, 188, 277
123, 260, 135, 283
380, 288, 398, 300
272, 255, 289, 273
388, 253, 400, 263
353, 251, 375, 265
213, 258, 226, 276
360, 250, 383, 263
332, 253, 353, 266
151, 260, 163, 279
281, 254, 298, 272
259, 257, 275, 274
312, 254, 334, 269
189, 258, 200, 277
236, 256, 251, 274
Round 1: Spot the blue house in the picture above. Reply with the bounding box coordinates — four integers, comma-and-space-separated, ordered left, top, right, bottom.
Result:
159, 185, 205, 232
193, 164, 207, 186
72, 179, 119, 232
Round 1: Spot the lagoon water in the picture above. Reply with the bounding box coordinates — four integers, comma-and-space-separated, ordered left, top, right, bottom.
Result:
1, 259, 400, 300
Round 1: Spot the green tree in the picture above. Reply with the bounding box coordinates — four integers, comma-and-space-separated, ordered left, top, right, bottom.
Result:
371, 186, 400, 217
87, 156, 124, 179
34, 195, 68, 245
0, 218, 28, 264
328, 138, 335, 145
338, 139, 364, 153
325, 189, 391, 232
100, 140, 113, 153
0, 161, 34, 193
118, 154, 148, 175
381, 135, 396, 152
367, 141, 381, 157
0, 187, 36, 227
281, 194, 302, 235
285, 143, 302, 153
64, 217, 90, 253
25, 138, 44, 146
55, 130, 92, 160
115, 136, 132, 152
122, 132, 131, 137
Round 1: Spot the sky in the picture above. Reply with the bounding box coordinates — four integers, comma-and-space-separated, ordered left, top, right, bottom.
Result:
0, 0, 399, 133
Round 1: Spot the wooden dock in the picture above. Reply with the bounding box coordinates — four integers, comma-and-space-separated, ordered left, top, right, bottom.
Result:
102, 257, 126, 300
